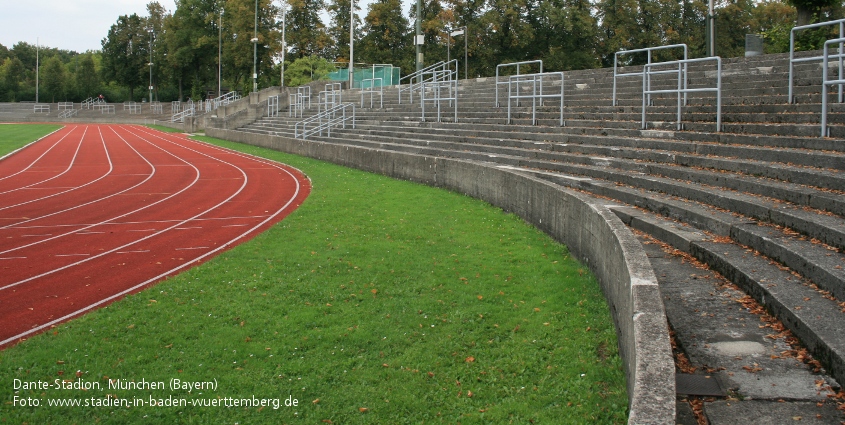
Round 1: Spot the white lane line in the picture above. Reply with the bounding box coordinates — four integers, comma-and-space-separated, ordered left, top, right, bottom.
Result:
21, 234, 52, 237
0, 256, 26, 260
0, 126, 163, 255
77, 231, 105, 235
222, 224, 249, 227
175, 246, 209, 251
0, 126, 75, 182
127, 229, 157, 232
55, 253, 90, 257
1, 126, 306, 347
115, 250, 150, 254
175, 226, 202, 230
0, 124, 224, 291
0, 127, 90, 200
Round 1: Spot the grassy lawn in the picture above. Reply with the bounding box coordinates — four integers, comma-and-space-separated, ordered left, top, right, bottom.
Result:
1, 130, 627, 424
143, 123, 188, 133
0, 124, 62, 157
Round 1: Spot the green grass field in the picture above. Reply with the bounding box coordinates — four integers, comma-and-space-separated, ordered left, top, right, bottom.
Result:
0, 124, 62, 157
1, 127, 627, 424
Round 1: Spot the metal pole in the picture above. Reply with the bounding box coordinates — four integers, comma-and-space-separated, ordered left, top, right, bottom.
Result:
707, 0, 715, 57
219, 8, 222, 96
463, 26, 467, 80
447, 26, 450, 63
349, 0, 354, 89
281, 6, 286, 88
253, 0, 258, 92
416, 0, 422, 71
36, 38, 39, 103
149, 30, 155, 103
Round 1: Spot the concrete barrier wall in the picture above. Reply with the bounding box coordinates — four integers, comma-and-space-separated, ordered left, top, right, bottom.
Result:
206, 127, 676, 424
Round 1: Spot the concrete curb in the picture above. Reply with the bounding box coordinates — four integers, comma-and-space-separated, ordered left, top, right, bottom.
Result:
206, 127, 677, 424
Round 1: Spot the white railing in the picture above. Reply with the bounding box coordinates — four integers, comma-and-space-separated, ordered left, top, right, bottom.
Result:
398, 61, 448, 104
33, 104, 50, 113
289, 86, 311, 118
495, 60, 543, 107
268, 95, 279, 118
151, 102, 163, 114
171, 101, 181, 114
58, 108, 78, 119
820, 37, 845, 136
614, 44, 688, 106
361, 78, 383, 109
58, 102, 74, 111
421, 62, 459, 123
100, 104, 116, 114
81, 97, 95, 109
642, 56, 721, 132
318, 83, 342, 112
506, 71, 565, 126
127, 103, 142, 114
295, 103, 355, 139
789, 18, 845, 104
171, 105, 195, 122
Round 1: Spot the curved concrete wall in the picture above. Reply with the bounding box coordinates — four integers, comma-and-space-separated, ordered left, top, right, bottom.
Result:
206, 128, 676, 424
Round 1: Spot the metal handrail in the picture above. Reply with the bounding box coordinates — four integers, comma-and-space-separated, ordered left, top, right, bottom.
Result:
398, 61, 448, 104
614, 44, 688, 106
495, 60, 543, 107
789, 18, 845, 104
642, 56, 721, 132
171, 105, 195, 122
820, 37, 845, 136
361, 78, 383, 108
421, 65, 459, 123
58, 108, 78, 119
289, 86, 312, 118
295, 103, 355, 139
268, 95, 279, 118
506, 71, 564, 126
318, 83, 342, 112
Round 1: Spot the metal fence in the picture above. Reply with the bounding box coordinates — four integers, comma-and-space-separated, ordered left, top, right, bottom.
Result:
495, 60, 543, 107
642, 56, 721, 132
295, 103, 355, 139
268, 95, 279, 118
361, 78, 383, 109
614, 44, 688, 107
421, 61, 459, 123
506, 71, 564, 126
820, 37, 845, 136
789, 18, 845, 104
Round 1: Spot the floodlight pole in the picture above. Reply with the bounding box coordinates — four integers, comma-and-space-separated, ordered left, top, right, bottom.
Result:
253, 0, 258, 93
219, 7, 223, 97
415, 0, 422, 71
706, 0, 716, 57
446, 26, 450, 63
281, 5, 286, 88
349, 0, 354, 89
463, 26, 467, 80
36, 38, 39, 103
149, 30, 154, 103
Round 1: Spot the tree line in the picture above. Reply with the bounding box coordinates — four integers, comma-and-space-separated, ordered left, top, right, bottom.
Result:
0, 0, 841, 103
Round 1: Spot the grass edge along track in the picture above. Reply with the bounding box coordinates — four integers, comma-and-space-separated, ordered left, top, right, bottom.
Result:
1, 127, 627, 424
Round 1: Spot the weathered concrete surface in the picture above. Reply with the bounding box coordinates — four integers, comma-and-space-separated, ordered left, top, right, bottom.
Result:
206, 127, 677, 424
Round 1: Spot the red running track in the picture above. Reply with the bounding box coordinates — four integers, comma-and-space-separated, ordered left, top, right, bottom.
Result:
0, 124, 311, 347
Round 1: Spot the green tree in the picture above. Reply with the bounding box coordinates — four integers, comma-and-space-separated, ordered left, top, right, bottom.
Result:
222, 0, 281, 93
326, 0, 362, 63
75, 54, 100, 98
101, 13, 150, 100
285, 55, 336, 85
42, 56, 67, 102
163, 0, 218, 100
1, 57, 25, 101
287, 0, 331, 59
358, 0, 411, 72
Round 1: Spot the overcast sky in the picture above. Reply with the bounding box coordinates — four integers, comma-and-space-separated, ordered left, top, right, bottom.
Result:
0, 0, 178, 53
0, 0, 394, 54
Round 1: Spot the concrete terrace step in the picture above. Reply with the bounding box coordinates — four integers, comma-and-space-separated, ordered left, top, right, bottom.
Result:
239, 51, 845, 418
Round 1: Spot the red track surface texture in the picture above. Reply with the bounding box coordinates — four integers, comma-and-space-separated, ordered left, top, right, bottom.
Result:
0, 124, 310, 347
